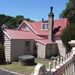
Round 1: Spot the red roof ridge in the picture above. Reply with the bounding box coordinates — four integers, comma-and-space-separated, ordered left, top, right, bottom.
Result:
4, 28, 46, 40
17, 20, 39, 35
24, 20, 39, 34
17, 18, 69, 36
5, 29, 30, 33
54, 18, 68, 21
36, 39, 56, 45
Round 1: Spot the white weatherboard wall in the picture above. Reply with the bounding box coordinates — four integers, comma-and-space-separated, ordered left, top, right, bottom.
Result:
56, 40, 66, 57
9, 39, 35, 61
36, 42, 46, 58
11, 39, 25, 61
4, 34, 35, 62
4, 35, 11, 62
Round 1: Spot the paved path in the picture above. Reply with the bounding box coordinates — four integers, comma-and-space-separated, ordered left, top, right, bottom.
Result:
0, 69, 17, 75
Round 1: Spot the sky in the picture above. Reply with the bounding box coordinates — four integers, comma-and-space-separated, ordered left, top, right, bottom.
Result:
0, 0, 68, 21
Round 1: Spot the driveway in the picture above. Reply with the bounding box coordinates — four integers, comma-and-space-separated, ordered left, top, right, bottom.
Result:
0, 69, 17, 75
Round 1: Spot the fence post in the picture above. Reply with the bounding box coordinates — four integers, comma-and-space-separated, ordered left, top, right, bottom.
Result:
51, 60, 56, 72
60, 57, 63, 66
63, 57, 65, 64
49, 61, 51, 70
56, 57, 60, 68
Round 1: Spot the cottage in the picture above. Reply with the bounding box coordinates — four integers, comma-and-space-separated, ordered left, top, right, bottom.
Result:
3, 8, 69, 62
3, 29, 41, 62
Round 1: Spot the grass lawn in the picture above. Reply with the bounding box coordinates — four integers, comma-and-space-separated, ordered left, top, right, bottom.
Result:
0, 58, 50, 75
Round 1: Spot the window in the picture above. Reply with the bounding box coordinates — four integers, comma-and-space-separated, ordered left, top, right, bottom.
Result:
26, 41, 30, 46
42, 24, 45, 29
42, 23, 48, 30
26, 41, 30, 53
46, 24, 48, 29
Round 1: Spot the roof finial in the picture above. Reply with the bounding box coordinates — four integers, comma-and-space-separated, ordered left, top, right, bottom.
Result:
50, 6, 53, 13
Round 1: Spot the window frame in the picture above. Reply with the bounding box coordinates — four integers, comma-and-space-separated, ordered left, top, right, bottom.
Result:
42, 23, 48, 30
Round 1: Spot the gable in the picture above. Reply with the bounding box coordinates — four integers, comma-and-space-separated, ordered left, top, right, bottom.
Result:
17, 18, 69, 36
21, 24, 30, 31
18, 22, 30, 31
17, 20, 38, 34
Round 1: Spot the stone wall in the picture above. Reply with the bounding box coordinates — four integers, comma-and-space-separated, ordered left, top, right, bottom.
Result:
46, 43, 59, 58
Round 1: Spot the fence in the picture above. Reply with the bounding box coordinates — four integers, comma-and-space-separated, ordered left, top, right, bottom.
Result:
33, 41, 75, 75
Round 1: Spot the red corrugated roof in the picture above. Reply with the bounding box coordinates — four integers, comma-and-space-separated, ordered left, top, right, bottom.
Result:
54, 18, 68, 27
5, 18, 69, 44
27, 21, 48, 35
4, 29, 45, 40
4, 29, 57, 44
18, 18, 68, 36
36, 39, 56, 45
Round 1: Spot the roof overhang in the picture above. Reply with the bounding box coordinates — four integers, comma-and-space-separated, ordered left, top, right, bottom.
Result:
3, 30, 11, 40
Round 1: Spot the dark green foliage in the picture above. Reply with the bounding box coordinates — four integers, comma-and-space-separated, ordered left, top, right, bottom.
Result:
61, 22, 75, 52
0, 26, 4, 44
5, 18, 17, 29
61, 24, 75, 53
0, 14, 7, 25
60, 0, 75, 22
60, 0, 75, 52
15, 15, 24, 26
0, 24, 5, 63
0, 14, 34, 29
25, 18, 34, 22
19, 55, 35, 66
0, 23, 5, 63
0, 44, 5, 63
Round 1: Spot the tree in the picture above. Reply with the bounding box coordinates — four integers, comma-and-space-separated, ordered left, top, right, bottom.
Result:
0, 44, 5, 63
60, 0, 75, 52
60, 0, 75, 22
25, 18, 34, 22
0, 14, 7, 25
0, 14, 34, 29
5, 18, 17, 29
15, 15, 25, 27
15, 15, 24, 24
61, 24, 75, 52
0, 25, 5, 62
0, 24, 4, 44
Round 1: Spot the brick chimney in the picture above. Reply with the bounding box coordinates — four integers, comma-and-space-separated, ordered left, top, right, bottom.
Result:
48, 7, 54, 42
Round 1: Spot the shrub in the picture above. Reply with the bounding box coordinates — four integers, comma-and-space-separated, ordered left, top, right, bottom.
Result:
19, 55, 35, 66
0, 44, 5, 63
61, 23, 75, 53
